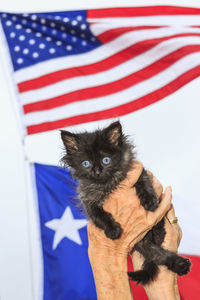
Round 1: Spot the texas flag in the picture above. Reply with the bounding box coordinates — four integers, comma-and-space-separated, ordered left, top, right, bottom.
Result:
34, 163, 96, 300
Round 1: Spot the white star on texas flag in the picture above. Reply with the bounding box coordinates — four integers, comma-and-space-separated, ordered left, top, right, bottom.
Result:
45, 206, 88, 250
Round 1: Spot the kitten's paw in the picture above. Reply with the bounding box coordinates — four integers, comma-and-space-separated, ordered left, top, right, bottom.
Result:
128, 261, 158, 285
104, 222, 122, 240
168, 256, 191, 276
174, 257, 191, 276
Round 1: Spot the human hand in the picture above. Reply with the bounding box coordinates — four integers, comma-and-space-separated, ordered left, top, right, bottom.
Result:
131, 173, 182, 299
87, 165, 172, 300
88, 162, 172, 259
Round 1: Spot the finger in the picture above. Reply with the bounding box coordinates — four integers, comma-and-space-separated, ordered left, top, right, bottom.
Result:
146, 170, 153, 182
177, 225, 183, 245
146, 170, 163, 198
166, 205, 182, 243
152, 176, 163, 199
147, 186, 172, 226
164, 215, 173, 232
166, 205, 179, 228
166, 204, 176, 221
122, 160, 143, 187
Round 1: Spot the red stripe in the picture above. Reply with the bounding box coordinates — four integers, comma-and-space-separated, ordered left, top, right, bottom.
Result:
23, 45, 200, 114
87, 6, 200, 19
18, 33, 200, 93
98, 26, 164, 43
26, 64, 200, 134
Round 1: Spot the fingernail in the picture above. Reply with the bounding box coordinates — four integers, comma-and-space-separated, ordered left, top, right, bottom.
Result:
166, 186, 172, 192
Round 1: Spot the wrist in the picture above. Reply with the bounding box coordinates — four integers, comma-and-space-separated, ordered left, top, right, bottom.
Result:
144, 267, 177, 300
145, 285, 176, 300
88, 246, 133, 300
88, 245, 128, 272
88, 237, 129, 261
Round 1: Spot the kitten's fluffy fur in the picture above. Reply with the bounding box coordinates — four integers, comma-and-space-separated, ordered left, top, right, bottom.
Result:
60, 121, 191, 284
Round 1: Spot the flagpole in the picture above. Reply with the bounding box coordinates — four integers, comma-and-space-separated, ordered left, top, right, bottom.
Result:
0, 21, 39, 300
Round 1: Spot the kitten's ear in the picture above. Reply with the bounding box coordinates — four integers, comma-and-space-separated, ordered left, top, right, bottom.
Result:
104, 121, 122, 146
60, 130, 79, 152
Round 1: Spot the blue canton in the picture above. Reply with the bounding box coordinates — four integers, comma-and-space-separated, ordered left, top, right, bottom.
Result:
0, 11, 101, 71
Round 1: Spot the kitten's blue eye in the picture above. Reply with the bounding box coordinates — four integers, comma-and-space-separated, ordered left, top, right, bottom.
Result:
102, 157, 111, 165
82, 160, 91, 168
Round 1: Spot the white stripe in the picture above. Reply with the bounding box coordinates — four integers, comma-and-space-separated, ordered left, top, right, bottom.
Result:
20, 36, 200, 105
15, 27, 200, 83
24, 52, 200, 126
89, 15, 200, 35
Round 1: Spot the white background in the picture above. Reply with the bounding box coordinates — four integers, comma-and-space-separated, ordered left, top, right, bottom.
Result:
0, 1, 200, 299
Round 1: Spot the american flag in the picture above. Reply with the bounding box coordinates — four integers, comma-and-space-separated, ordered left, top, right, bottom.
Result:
0, 6, 200, 135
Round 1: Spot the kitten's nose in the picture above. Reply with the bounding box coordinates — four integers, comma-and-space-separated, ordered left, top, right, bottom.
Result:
94, 167, 101, 176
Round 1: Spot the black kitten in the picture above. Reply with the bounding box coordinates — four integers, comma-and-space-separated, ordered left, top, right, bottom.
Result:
60, 121, 191, 284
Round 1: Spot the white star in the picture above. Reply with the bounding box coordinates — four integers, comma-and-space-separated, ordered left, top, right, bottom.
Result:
45, 206, 88, 250
71, 20, 78, 26
14, 45, 20, 52
29, 39, 35, 45
49, 48, 56, 54
52, 29, 57, 35
23, 48, 29, 54
56, 40, 62, 46
16, 24, 22, 30
80, 23, 87, 30
26, 28, 32, 33
17, 58, 23, 64
66, 45, 72, 51
19, 35, 25, 41
31, 14, 37, 20
77, 15, 82, 21
32, 52, 39, 58
40, 18, 46, 24
39, 43, 45, 49
6, 20, 12, 26
10, 32, 16, 38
